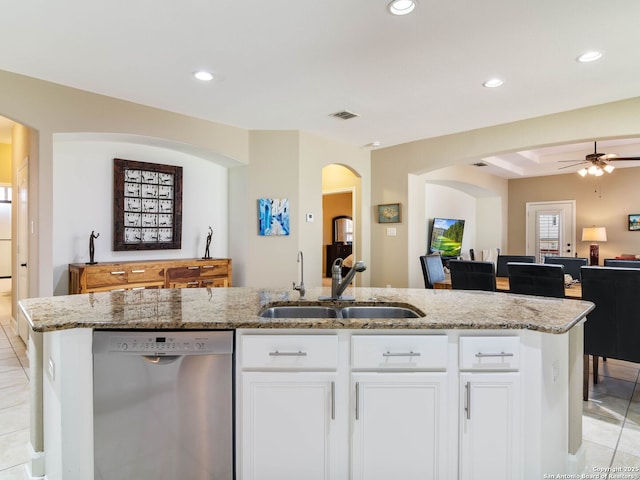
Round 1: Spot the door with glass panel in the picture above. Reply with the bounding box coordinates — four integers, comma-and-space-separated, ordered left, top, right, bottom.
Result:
525, 201, 576, 262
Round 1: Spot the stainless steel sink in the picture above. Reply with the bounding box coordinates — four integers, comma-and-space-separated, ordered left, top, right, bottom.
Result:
259, 306, 340, 318
339, 306, 420, 319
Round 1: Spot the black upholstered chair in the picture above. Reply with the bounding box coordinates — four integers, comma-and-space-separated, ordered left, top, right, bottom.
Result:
420, 254, 445, 289
544, 256, 588, 282
582, 266, 640, 400
448, 260, 496, 292
603, 259, 640, 269
496, 255, 535, 277
507, 262, 565, 298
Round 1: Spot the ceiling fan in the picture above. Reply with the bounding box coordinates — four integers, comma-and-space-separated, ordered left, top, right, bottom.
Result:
559, 141, 640, 176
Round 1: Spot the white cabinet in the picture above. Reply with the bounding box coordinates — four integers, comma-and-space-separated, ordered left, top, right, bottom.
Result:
352, 372, 449, 480
237, 334, 345, 480
240, 371, 341, 480
459, 336, 522, 480
351, 334, 450, 479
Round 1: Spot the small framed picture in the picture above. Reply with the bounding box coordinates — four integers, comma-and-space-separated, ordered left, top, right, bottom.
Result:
629, 214, 640, 231
377, 203, 401, 223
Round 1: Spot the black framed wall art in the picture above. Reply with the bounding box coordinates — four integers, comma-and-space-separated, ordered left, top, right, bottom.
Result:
113, 158, 183, 250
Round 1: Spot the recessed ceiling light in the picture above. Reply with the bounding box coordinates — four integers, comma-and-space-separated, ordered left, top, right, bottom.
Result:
576, 51, 603, 63
388, 0, 417, 16
193, 70, 214, 81
483, 78, 504, 88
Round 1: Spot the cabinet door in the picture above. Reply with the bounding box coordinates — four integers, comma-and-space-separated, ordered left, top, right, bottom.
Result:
459, 372, 521, 480
352, 372, 449, 480
240, 372, 341, 480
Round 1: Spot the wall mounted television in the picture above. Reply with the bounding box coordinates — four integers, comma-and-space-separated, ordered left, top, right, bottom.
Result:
429, 217, 466, 257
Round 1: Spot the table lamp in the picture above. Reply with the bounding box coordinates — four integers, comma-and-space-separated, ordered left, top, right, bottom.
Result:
582, 226, 607, 266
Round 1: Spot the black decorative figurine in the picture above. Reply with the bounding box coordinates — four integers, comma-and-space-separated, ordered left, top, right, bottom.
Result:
88, 231, 100, 265
203, 226, 213, 259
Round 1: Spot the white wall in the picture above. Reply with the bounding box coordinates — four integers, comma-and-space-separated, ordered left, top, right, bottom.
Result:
52, 140, 228, 295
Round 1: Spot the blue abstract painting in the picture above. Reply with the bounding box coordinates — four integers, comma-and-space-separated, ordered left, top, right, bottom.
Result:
258, 198, 290, 236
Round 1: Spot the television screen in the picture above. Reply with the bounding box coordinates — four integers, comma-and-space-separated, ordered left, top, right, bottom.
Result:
429, 218, 465, 257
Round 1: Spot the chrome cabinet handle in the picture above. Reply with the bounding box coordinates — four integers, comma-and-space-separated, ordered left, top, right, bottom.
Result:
268, 350, 307, 357
187, 266, 199, 270
465, 381, 471, 420
355, 382, 360, 420
475, 352, 514, 358
130, 269, 145, 273
331, 381, 335, 420
383, 351, 421, 357
110, 271, 126, 275
187, 281, 199, 285
201, 265, 215, 269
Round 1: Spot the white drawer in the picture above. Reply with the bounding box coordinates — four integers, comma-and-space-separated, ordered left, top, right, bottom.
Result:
459, 336, 520, 371
240, 335, 339, 370
351, 335, 448, 370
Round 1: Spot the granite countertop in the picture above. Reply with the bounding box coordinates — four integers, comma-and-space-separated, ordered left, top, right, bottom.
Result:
18, 286, 594, 334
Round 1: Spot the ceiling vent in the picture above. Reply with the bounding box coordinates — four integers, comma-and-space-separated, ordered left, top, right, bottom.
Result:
473, 162, 488, 167
330, 110, 359, 120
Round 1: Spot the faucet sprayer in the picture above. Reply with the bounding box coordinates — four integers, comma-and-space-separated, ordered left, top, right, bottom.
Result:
322, 257, 367, 301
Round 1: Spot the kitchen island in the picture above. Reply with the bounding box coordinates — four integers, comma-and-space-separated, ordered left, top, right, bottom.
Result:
20, 286, 594, 480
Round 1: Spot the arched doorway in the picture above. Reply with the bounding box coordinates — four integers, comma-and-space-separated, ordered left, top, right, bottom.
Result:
322, 164, 360, 287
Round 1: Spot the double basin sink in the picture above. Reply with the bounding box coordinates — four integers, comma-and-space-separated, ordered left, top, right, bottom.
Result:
260, 305, 421, 319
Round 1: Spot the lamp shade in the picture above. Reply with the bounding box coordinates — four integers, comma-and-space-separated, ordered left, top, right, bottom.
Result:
582, 226, 607, 242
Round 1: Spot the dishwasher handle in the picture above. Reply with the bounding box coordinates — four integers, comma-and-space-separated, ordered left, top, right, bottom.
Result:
142, 355, 181, 365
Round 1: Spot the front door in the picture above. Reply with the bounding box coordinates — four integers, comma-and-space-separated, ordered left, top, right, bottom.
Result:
526, 201, 576, 262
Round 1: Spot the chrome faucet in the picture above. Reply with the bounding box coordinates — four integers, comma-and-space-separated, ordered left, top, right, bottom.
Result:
326, 257, 367, 301
292, 250, 306, 299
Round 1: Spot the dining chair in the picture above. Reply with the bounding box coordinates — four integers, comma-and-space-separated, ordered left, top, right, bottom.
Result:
496, 255, 535, 277
603, 259, 640, 268
507, 262, 565, 298
581, 266, 640, 400
543, 256, 588, 282
419, 254, 445, 289
448, 260, 496, 292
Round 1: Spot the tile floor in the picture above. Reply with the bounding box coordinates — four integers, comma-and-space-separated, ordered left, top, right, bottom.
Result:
0, 288, 30, 480
0, 287, 639, 479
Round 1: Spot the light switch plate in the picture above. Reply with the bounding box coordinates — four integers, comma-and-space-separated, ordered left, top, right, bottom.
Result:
386, 227, 397, 236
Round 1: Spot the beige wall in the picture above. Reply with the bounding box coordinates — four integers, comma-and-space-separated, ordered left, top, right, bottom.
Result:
323, 192, 352, 246
508, 167, 640, 261
0, 143, 10, 183
373, 97, 640, 287
229, 131, 370, 289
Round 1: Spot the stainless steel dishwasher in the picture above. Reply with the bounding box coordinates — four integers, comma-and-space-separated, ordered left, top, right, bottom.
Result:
93, 330, 234, 480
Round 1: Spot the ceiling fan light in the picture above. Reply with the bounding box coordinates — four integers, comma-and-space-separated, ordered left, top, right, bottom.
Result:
604, 164, 615, 173
594, 168, 604, 177
578, 168, 588, 177
587, 165, 598, 175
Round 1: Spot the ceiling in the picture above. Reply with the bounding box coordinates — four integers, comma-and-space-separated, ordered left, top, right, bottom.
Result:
1, 0, 640, 178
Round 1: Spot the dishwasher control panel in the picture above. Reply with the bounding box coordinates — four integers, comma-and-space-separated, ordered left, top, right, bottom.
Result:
93, 331, 234, 355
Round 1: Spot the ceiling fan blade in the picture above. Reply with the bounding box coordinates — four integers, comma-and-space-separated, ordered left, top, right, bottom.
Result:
559, 162, 587, 169
608, 156, 640, 161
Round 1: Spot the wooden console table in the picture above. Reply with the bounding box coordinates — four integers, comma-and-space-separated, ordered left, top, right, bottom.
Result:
69, 258, 232, 294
